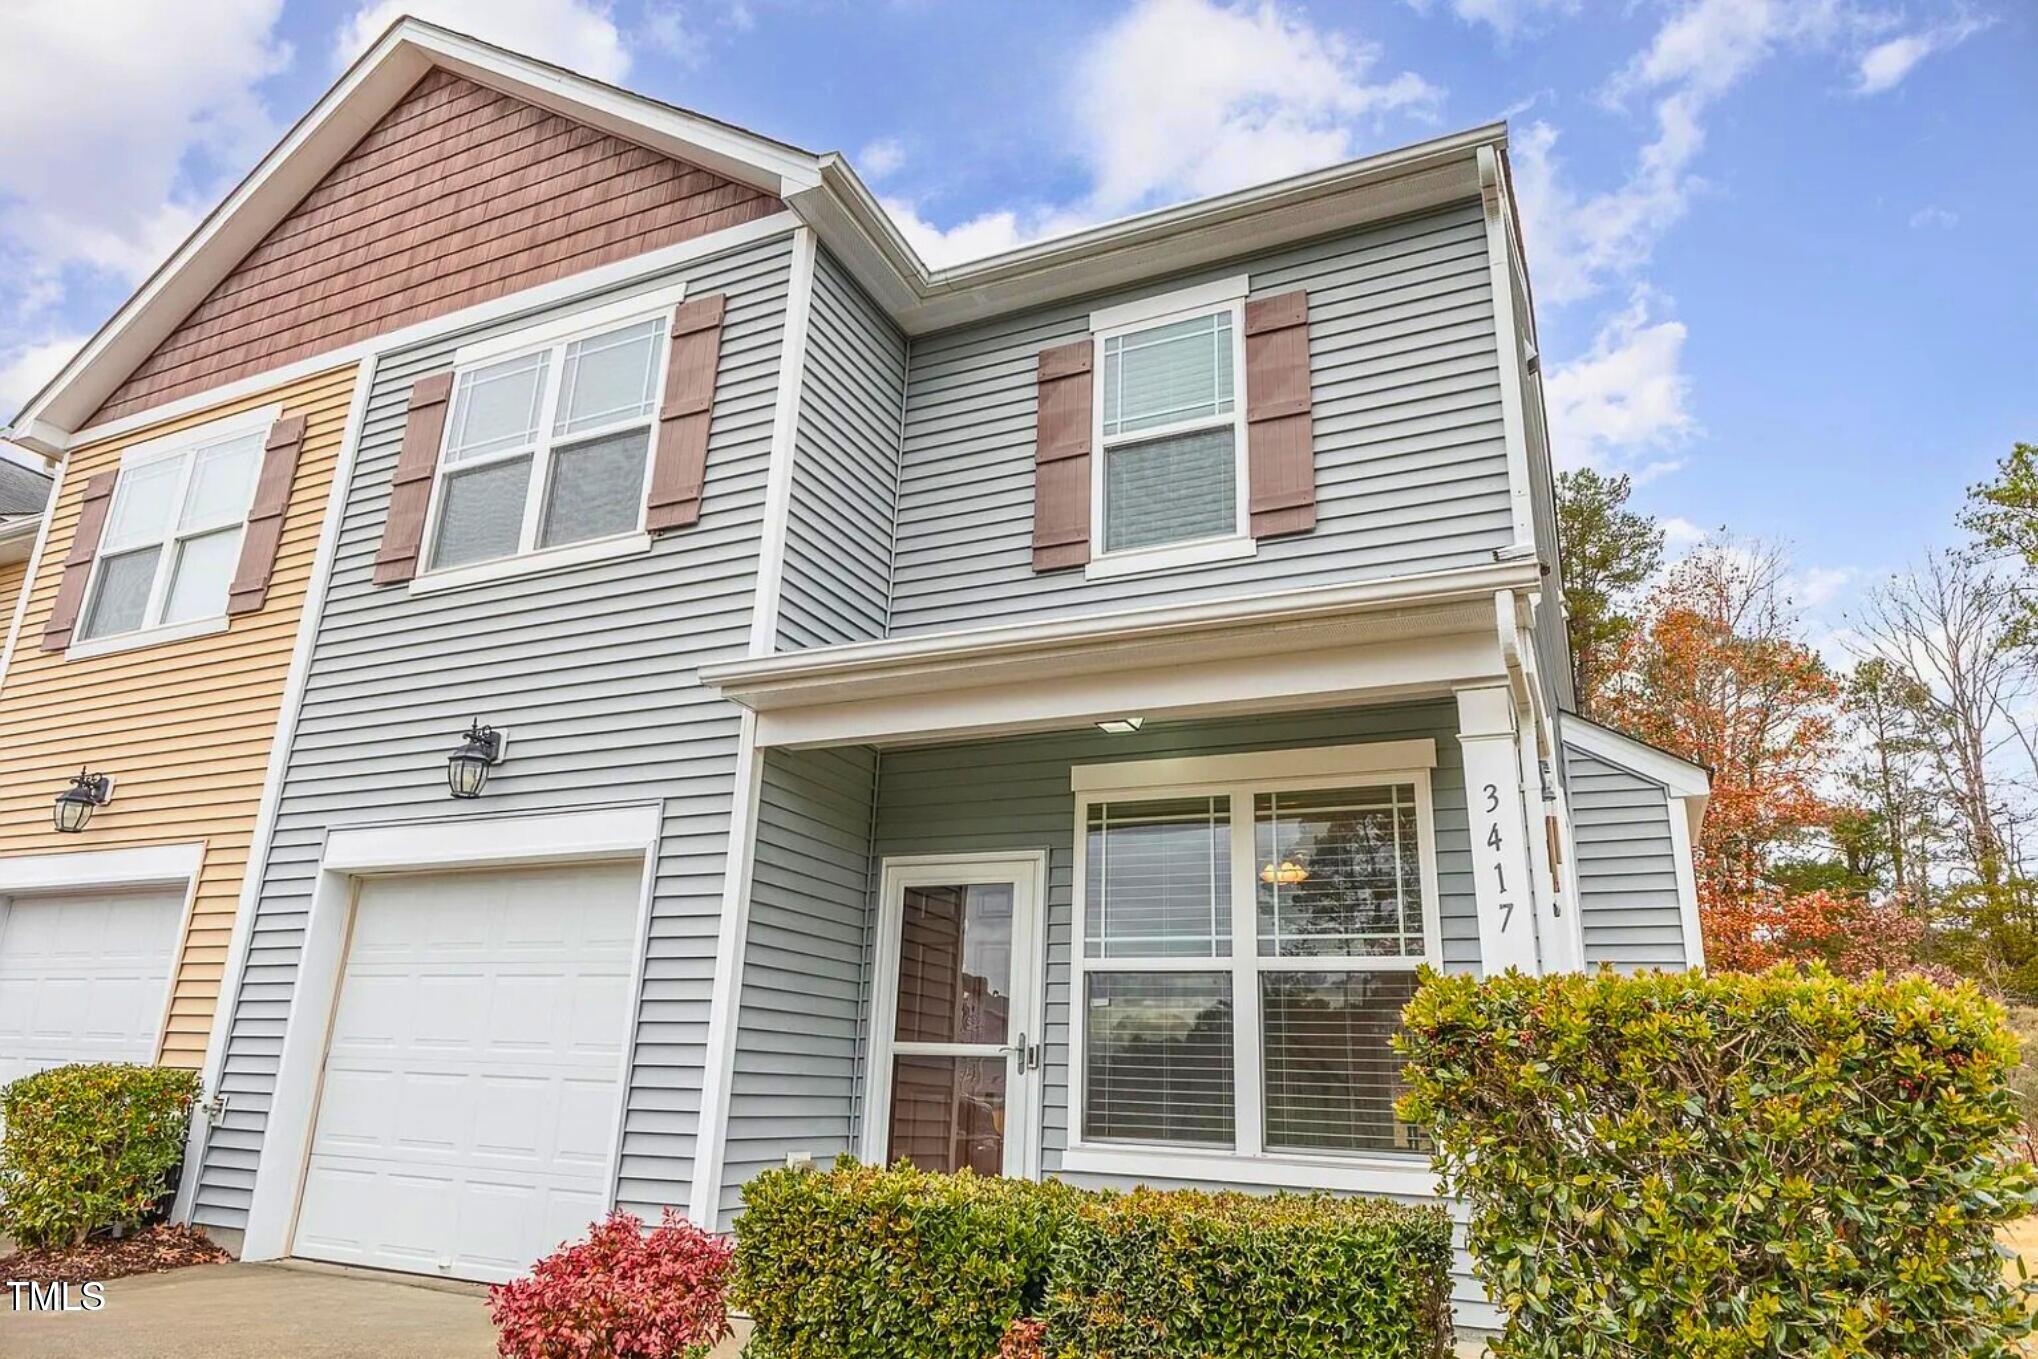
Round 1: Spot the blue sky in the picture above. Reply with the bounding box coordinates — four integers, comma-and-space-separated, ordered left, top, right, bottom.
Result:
3, 0, 2032, 633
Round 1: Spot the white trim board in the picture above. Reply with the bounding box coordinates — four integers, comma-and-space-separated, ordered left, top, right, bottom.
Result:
237, 802, 664, 1263
1560, 715, 1710, 800
745, 226, 819, 658
0, 453, 66, 693
0, 841, 205, 895
176, 356, 376, 1225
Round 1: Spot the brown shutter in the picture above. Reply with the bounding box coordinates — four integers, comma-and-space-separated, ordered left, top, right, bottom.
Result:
41, 472, 118, 652
226, 414, 308, 616
1244, 289, 1315, 538
647, 293, 726, 534
372, 372, 455, 586
1032, 339, 1093, 571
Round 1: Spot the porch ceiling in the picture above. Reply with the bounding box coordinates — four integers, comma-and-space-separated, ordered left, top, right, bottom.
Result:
702, 561, 1537, 748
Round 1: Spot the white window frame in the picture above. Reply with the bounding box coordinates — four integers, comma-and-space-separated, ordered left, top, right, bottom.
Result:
1065, 741, 1443, 1191
68, 404, 279, 659
413, 285, 685, 591
1085, 276, 1256, 581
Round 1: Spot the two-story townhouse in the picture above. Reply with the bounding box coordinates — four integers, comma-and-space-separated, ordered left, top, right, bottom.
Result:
5, 19, 1709, 1330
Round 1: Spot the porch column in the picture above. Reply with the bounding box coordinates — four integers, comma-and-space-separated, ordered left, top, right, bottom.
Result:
1455, 684, 1542, 975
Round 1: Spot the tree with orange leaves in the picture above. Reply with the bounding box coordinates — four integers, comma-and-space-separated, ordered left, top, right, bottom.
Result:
1599, 540, 1848, 962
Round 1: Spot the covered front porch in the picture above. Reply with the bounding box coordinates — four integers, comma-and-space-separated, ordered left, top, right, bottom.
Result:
692, 564, 1575, 1237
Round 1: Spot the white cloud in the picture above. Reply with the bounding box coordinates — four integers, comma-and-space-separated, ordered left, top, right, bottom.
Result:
1909, 205, 1959, 230
1544, 287, 1695, 473
1660, 515, 1708, 552
860, 138, 907, 181
1854, 16, 1987, 95
0, 0, 289, 304
334, 0, 631, 82
893, 0, 1441, 266
1073, 0, 1440, 215
1792, 565, 1855, 608
0, 335, 85, 423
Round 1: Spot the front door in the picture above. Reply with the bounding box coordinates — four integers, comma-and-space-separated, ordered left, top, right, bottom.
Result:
865, 856, 1045, 1179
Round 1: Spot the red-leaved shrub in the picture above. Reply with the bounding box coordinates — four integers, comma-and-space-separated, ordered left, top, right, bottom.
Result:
994, 1318, 1047, 1358
488, 1209, 733, 1359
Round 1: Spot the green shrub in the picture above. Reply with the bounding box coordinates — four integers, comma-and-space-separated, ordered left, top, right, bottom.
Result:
1397, 965, 2038, 1358
1042, 1187, 1454, 1358
734, 1159, 1075, 1359
0, 1062, 200, 1249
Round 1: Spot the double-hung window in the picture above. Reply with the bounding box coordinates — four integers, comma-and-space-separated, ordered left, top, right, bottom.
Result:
1072, 744, 1440, 1171
424, 308, 670, 575
1088, 278, 1252, 575
78, 416, 267, 644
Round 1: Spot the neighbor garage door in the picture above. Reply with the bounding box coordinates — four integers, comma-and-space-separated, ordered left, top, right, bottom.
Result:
0, 888, 183, 1089
291, 860, 640, 1282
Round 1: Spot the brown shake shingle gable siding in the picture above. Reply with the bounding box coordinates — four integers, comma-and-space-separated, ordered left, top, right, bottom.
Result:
91, 66, 784, 427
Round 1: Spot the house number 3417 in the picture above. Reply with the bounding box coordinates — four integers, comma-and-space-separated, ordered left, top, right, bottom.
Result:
1481, 783, 1514, 932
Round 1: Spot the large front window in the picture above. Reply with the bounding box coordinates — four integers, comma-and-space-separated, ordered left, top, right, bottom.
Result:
1075, 755, 1436, 1161
425, 312, 668, 573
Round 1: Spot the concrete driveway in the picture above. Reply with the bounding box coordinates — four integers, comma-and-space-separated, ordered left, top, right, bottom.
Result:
1, 1260, 753, 1358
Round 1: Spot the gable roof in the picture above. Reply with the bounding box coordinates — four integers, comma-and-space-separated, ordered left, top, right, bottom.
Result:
8, 16, 1503, 451
0, 457, 52, 519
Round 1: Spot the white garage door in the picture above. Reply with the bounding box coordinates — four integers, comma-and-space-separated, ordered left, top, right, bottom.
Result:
0, 888, 183, 1090
292, 860, 640, 1283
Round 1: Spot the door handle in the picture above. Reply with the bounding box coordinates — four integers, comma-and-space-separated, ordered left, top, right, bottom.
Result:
1000, 1032, 1027, 1064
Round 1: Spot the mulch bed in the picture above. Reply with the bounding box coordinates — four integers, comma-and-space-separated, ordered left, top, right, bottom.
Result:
0, 1224, 229, 1283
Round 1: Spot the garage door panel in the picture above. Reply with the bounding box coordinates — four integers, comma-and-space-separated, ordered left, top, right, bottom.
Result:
293, 860, 641, 1283
0, 889, 183, 1089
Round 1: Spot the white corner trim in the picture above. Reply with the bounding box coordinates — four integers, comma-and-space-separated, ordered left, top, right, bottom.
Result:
176, 356, 376, 1227
1666, 796, 1707, 972
452, 283, 688, 368
0, 459, 64, 694
1088, 273, 1250, 334
687, 709, 768, 1228
1477, 145, 1536, 553
118, 403, 280, 470
0, 840, 205, 895
406, 531, 653, 598
1070, 738, 1437, 794
59, 213, 801, 452
1084, 533, 1256, 581
745, 225, 819, 659
1056, 1145, 1437, 1198
1561, 715, 1710, 799
65, 614, 230, 662
320, 803, 664, 875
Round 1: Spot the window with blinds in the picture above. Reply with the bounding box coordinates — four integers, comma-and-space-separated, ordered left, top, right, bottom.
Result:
1095, 306, 1244, 557
1074, 768, 1435, 1163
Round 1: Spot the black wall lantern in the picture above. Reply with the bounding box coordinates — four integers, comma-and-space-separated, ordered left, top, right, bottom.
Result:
53, 770, 115, 833
446, 721, 507, 799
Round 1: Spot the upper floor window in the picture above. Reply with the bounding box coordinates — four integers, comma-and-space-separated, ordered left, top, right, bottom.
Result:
425, 313, 669, 573
79, 423, 263, 642
1089, 278, 1251, 573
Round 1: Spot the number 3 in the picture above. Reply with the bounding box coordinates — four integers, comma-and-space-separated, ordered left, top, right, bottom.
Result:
1482, 783, 1500, 813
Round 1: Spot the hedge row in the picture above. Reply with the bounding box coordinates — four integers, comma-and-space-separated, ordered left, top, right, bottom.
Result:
1397, 964, 2038, 1358
733, 1159, 1453, 1359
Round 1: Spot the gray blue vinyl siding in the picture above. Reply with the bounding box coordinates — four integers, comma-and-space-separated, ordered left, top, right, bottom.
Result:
716, 744, 879, 1219
774, 249, 906, 649
886, 202, 1514, 635
1564, 744, 1688, 970
191, 230, 796, 1233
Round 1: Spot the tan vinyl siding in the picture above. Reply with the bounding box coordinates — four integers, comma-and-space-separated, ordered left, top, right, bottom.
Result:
93, 67, 783, 426
0, 559, 25, 634
0, 365, 353, 1067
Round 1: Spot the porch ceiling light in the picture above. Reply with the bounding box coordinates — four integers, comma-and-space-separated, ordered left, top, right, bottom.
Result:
1096, 716, 1144, 735
446, 720, 508, 799
53, 770, 115, 834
